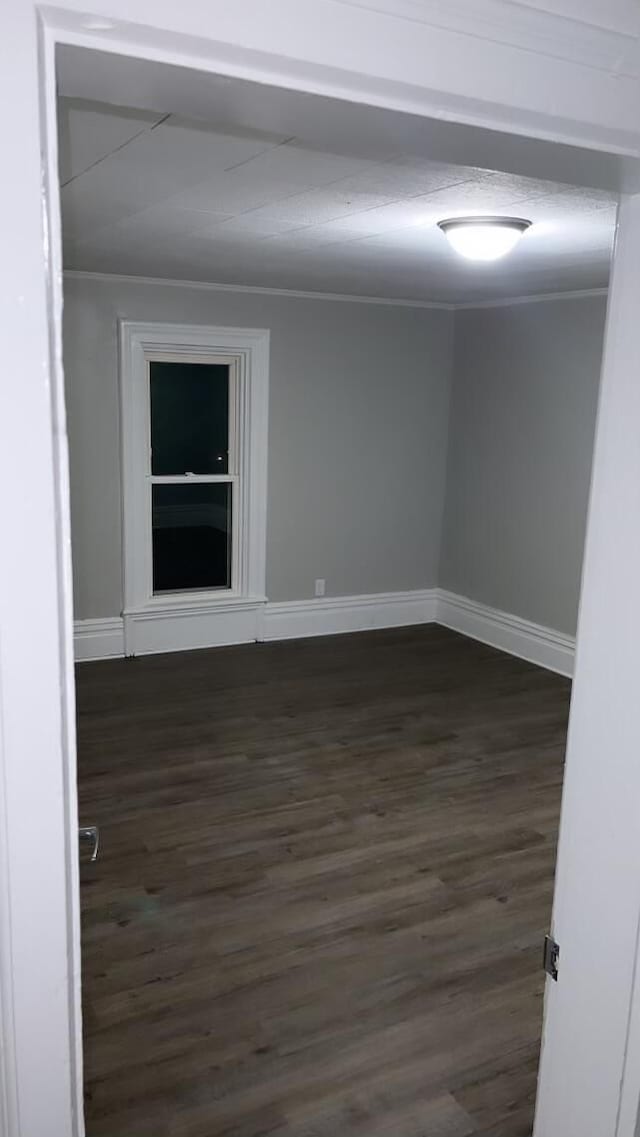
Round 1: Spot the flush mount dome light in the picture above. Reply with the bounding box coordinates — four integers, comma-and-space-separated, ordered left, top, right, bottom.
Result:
438, 216, 531, 262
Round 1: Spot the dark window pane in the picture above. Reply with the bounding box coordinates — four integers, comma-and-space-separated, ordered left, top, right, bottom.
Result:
150, 361, 229, 475
152, 483, 231, 593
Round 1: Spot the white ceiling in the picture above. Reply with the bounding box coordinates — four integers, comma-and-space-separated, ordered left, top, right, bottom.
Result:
58, 90, 617, 304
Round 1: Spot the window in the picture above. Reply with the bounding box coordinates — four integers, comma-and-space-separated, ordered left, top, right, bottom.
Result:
120, 322, 269, 654
148, 356, 235, 594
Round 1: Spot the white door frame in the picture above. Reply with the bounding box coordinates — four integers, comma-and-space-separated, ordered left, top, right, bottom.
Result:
533, 194, 640, 1137
1, 4, 638, 1137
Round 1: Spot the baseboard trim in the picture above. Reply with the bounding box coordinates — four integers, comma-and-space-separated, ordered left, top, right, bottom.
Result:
262, 589, 438, 642
74, 590, 575, 677
74, 591, 438, 660
123, 600, 264, 656
73, 617, 125, 662
436, 590, 575, 677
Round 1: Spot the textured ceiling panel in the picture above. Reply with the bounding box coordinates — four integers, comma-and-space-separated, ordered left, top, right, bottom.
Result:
59, 96, 616, 303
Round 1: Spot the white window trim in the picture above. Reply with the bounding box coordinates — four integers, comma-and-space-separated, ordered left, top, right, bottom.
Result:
119, 320, 269, 653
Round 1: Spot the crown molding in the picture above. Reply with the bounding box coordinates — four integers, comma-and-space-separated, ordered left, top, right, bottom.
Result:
455, 285, 609, 310
63, 270, 608, 311
62, 270, 455, 311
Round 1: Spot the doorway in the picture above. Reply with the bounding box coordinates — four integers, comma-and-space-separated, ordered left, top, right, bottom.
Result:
6, 11, 640, 1137
56, 43, 617, 1136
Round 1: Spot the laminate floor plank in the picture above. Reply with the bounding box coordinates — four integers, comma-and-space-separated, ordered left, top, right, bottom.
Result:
77, 625, 568, 1136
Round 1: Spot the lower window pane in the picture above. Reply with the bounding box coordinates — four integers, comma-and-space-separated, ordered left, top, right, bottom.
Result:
152, 483, 231, 593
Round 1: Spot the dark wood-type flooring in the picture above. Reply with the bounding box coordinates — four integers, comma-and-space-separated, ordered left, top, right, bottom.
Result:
77, 625, 570, 1137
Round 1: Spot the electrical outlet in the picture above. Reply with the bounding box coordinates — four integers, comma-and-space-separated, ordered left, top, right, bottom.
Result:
314, 578, 326, 597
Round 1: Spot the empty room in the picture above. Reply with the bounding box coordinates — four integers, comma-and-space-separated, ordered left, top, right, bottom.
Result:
58, 44, 614, 1137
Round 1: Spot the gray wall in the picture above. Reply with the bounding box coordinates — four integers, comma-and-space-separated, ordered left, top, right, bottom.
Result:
63, 276, 453, 619
64, 278, 606, 634
440, 296, 607, 635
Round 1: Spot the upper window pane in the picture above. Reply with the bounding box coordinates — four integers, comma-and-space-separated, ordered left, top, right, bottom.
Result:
150, 360, 229, 475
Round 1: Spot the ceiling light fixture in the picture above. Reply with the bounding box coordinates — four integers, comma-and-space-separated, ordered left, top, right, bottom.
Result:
438, 216, 531, 262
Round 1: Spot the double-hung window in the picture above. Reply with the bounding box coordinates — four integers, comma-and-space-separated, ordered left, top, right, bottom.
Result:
148, 354, 237, 594
120, 321, 269, 654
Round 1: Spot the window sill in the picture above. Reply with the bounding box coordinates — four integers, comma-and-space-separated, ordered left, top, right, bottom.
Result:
124, 594, 267, 620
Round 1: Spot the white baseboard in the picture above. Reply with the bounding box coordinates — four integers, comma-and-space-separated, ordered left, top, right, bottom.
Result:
74, 589, 575, 677
74, 591, 437, 660
73, 617, 124, 662
122, 600, 263, 656
436, 590, 575, 677
262, 589, 438, 642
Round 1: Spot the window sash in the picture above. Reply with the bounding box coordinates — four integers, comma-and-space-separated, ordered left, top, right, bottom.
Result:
143, 351, 242, 596
151, 481, 234, 595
